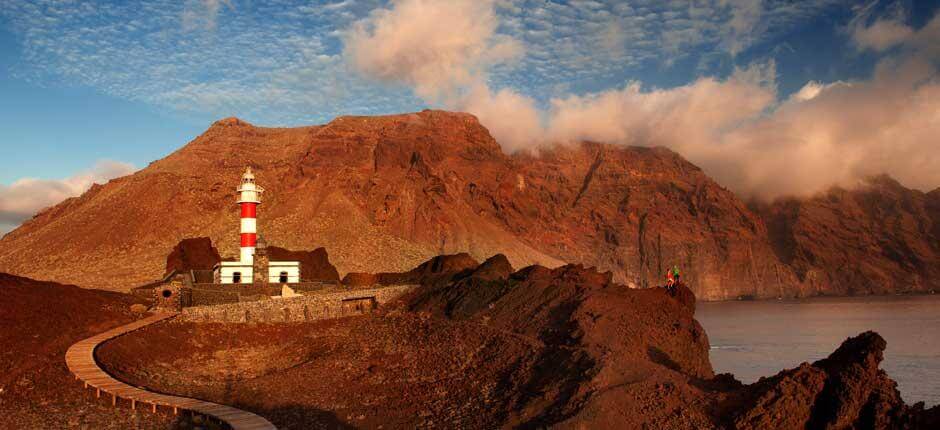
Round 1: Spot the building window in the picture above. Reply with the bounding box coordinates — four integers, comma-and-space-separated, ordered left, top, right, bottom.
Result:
279, 271, 289, 283
232, 272, 241, 283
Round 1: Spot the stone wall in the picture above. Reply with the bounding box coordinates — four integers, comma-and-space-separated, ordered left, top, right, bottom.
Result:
188, 287, 239, 307
179, 285, 417, 323
190, 283, 282, 296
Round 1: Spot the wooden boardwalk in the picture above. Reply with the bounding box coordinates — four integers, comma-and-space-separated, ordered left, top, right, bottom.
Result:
66, 312, 276, 430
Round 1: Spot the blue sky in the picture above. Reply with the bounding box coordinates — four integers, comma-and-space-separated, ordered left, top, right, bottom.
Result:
0, 0, 939, 233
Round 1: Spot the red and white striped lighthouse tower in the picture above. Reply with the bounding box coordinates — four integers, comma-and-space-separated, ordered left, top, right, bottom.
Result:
236, 167, 263, 264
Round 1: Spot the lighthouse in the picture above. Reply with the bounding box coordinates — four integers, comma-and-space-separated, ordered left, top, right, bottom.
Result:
237, 167, 262, 264
213, 167, 301, 285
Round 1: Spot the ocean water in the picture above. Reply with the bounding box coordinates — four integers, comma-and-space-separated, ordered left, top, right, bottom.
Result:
696, 294, 940, 407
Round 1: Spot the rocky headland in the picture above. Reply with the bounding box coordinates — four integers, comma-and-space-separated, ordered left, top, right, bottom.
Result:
3, 247, 938, 428
91, 254, 939, 429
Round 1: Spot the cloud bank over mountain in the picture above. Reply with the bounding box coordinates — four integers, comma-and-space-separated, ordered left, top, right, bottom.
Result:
345, 0, 940, 199
0, 0, 936, 234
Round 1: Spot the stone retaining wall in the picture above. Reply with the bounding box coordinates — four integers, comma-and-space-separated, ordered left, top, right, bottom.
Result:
179, 285, 418, 323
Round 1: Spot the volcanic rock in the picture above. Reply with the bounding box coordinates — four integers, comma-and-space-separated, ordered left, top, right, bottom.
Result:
468, 253, 513, 281
0, 273, 172, 429
164, 237, 221, 276
385, 252, 479, 284
727, 331, 939, 430
0, 110, 798, 299
0, 110, 935, 300
61, 253, 940, 429
343, 252, 479, 286
756, 176, 940, 295
267, 246, 340, 282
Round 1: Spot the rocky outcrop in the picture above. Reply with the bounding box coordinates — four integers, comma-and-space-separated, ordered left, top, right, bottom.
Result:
342, 252, 479, 286
164, 237, 221, 276
404, 262, 715, 426
26, 251, 928, 429
727, 331, 939, 430
402, 259, 938, 428
756, 176, 940, 296
467, 253, 513, 281
162, 238, 340, 283
267, 246, 340, 282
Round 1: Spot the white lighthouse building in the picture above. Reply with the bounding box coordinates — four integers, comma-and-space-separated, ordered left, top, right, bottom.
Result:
214, 167, 301, 284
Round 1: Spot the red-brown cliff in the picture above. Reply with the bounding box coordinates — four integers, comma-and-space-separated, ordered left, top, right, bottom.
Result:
0, 111, 935, 300
756, 176, 940, 296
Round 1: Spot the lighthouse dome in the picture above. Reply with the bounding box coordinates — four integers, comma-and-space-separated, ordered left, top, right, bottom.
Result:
236, 166, 263, 203
242, 166, 255, 182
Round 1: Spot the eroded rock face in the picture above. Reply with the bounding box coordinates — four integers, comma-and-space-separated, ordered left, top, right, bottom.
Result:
756, 176, 940, 296
728, 331, 938, 430
0, 110, 792, 299
267, 246, 340, 282
0, 110, 934, 300
401, 258, 938, 429
164, 237, 221, 276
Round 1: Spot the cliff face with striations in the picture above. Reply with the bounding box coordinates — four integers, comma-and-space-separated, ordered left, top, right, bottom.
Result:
756, 176, 940, 296
0, 110, 935, 300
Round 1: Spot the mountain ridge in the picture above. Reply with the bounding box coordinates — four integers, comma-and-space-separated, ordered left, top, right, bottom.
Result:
0, 110, 936, 299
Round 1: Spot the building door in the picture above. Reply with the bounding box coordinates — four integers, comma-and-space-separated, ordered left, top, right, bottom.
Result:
232, 272, 241, 283
279, 271, 289, 283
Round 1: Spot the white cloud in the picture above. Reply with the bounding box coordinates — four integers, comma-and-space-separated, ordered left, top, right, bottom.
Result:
851, 17, 914, 52
344, 0, 523, 102
791, 80, 829, 101
719, 0, 763, 55
851, 8, 940, 59
0, 160, 136, 233
4, 0, 936, 201
0, 0, 408, 125
344, 0, 940, 200
0, 0, 844, 127
460, 83, 543, 152
543, 56, 940, 199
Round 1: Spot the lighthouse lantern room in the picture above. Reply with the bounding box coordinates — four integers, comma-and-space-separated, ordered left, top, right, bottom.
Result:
213, 167, 301, 284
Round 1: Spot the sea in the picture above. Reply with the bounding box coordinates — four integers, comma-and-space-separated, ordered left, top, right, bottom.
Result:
696, 294, 940, 407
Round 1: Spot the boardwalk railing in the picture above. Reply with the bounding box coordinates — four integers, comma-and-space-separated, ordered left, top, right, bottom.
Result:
66, 312, 276, 430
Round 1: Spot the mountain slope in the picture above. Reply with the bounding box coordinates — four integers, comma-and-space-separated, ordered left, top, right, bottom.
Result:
1, 110, 934, 299
0, 111, 796, 299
